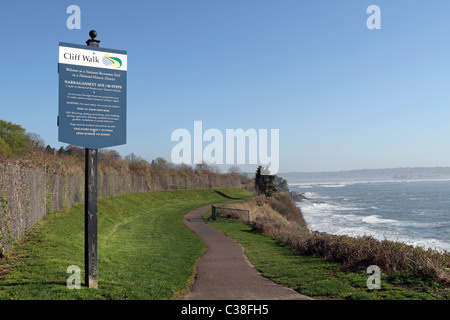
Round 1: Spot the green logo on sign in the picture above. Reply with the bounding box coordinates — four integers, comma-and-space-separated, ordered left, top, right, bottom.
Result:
102, 55, 122, 68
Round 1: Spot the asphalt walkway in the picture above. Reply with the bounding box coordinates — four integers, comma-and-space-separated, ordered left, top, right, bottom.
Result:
181, 203, 313, 300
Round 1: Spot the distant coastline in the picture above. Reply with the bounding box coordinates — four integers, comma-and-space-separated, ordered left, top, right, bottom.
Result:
279, 167, 450, 184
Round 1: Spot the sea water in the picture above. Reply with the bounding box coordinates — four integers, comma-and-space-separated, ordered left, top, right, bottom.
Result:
291, 180, 450, 252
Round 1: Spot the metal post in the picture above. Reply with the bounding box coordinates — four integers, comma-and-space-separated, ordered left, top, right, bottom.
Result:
212, 205, 216, 220
85, 30, 100, 288
85, 148, 98, 288
86, 30, 100, 47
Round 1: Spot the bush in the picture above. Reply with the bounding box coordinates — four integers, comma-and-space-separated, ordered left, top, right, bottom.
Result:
268, 192, 307, 229
231, 192, 450, 286
0, 120, 31, 156
0, 137, 12, 157
274, 231, 450, 285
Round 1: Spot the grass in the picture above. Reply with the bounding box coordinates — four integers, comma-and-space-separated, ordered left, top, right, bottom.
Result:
208, 193, 449, 299
0, 188, 253, 300
2, 186, 447, 301
207, 219, 450, 300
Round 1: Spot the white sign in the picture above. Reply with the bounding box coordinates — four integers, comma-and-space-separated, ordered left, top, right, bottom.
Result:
59, 44, 128, 71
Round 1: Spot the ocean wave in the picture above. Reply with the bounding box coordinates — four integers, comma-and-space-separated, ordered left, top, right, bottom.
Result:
293, 180, 450, 252
319, 224, 450, 252
303, 192, 321, 198
334, 227, 374, 238
289, 178, 450, 188
302, 216, 450, 251
301, 202, 337, 216
409, 239, 450, 252
289, 182, 350, 188
362, 215, 398, 225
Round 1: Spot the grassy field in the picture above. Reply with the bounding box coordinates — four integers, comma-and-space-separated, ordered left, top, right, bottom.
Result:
2, 187, 447, 301
0, 188, 253, 300
207, 219, 450, 300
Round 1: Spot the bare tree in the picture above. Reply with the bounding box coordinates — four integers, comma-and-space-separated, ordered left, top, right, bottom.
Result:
27, 132, 45, 152
150, 157, 170, 170
228, 165, 241, 174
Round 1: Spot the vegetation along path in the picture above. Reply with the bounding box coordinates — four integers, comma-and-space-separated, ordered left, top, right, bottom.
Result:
0, 188, 253, 300
182, 203, 313, 300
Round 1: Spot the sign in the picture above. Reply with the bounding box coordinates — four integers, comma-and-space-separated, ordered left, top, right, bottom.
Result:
58, 42, 127, 149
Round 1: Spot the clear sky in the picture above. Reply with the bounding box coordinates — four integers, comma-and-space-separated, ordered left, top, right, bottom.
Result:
2, 0, 450, 173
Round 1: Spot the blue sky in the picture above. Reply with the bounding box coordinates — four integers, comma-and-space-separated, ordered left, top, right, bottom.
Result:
2, 1, 450, 173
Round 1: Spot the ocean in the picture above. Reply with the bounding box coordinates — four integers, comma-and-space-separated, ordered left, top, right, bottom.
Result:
290, 179, 450, 252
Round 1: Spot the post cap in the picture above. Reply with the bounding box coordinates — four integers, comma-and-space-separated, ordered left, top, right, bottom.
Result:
86, 30, 100, 47
89, 30, 97, 39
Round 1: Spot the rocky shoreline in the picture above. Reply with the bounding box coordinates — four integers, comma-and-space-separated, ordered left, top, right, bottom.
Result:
288, 190, 330, 235
289, 190, 310, 202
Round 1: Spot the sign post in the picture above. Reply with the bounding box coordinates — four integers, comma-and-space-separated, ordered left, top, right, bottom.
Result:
85, 147, 98, 288
85, 30, 100, 290
58, 31, 127, 288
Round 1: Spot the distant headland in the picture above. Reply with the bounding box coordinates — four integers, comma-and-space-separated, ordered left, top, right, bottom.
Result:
278, 167, 450, 184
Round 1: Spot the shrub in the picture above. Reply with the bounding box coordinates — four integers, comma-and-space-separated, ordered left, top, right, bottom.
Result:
0, 120, 31, 156
0, 137, 12, 157
268, 192, 307, 229
276, 231, 450, 285
228, 192, 450, 286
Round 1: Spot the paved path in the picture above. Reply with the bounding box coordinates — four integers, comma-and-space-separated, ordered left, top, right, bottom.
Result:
182, 203, 313, 300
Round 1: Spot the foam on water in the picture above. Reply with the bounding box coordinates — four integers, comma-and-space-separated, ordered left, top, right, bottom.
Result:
361, 215, 398, 225
294, 180, 450, 252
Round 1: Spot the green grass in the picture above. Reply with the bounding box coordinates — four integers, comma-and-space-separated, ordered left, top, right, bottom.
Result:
0, 188, 253, 300
208, 220, 449, 300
